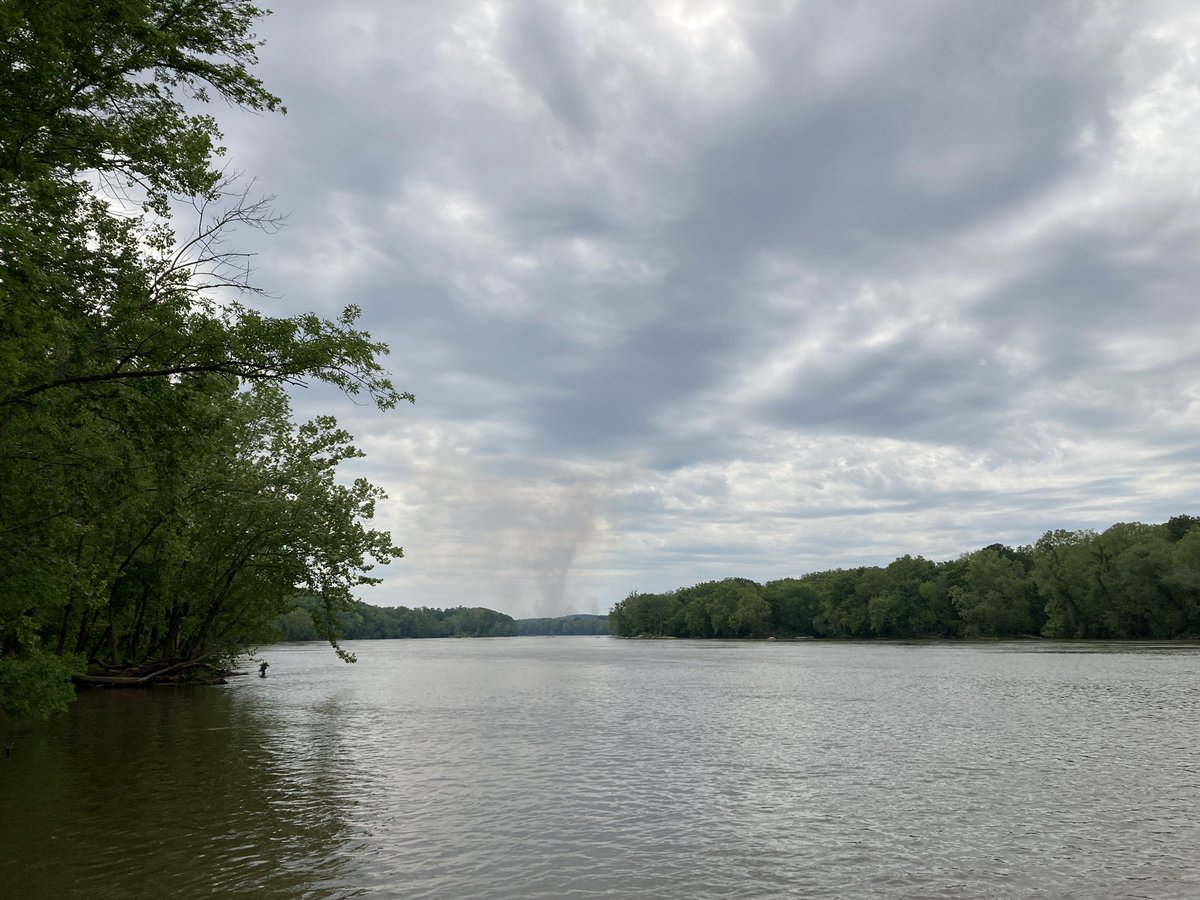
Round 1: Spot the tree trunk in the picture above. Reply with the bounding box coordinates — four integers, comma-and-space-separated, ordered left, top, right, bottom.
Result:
74, 607, 100, 655
164, 599, 189, 656
125, 584, 153, 663
56, 600, 74, 656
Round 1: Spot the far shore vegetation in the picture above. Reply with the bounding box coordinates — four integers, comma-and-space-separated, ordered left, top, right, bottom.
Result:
273, 596, 609, 640
609, 516, 1200, 642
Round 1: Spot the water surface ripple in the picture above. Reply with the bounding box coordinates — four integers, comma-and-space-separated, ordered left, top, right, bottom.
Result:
3, 638, 1199, 898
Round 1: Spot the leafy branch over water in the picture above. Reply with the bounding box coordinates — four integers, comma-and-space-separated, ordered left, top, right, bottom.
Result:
610, 515, 1200, 641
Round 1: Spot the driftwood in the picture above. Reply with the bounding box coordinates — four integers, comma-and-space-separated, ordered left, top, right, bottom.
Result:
73, 655, 216, 686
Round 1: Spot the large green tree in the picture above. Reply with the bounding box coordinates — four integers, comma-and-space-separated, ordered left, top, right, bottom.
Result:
1, 0, 408, 716
951, 547, 1039, 637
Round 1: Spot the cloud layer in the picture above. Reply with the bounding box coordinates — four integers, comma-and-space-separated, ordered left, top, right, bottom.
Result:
214, 0, 1200, 615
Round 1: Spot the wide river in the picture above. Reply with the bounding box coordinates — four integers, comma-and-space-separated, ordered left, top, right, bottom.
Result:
3, 638, 1199, 898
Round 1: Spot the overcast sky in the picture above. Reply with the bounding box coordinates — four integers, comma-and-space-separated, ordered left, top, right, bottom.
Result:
211, 0, 1200, 617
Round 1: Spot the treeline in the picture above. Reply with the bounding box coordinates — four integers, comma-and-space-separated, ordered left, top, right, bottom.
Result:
274, 597, 610, 640
610, 516, 1200, 640
276, 596, 518, 639
516, 615, 610, 636
1, 3, 404, 717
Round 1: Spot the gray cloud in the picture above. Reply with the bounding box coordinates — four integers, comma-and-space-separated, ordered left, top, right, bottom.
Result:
205, 0, 1200, 615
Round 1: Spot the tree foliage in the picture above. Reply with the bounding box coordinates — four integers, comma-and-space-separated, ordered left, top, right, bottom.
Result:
610, 517, 1200, 641
273, 597, 610, 640
275, 595, 520, 640
1, 1, 407, 716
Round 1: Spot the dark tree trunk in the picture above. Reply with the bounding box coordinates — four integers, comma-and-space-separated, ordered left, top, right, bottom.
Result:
74, 606, 101, 655
56, 600, 74, 656
125, 584, 153, 663
89, 623, 113, 663
164, 600, 189, 656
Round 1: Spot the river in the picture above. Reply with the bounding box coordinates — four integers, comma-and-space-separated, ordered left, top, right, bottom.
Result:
3, 638, 1199, 898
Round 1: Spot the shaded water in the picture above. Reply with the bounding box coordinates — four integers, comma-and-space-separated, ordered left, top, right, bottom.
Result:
3, 638, 1199, 898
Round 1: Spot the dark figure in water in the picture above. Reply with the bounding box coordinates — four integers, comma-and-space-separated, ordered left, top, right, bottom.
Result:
259, 660, 269, 678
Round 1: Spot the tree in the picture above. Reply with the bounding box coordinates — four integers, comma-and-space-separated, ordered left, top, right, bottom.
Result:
0, 0, 281, 202
608, 591, 640, 637
729, 586, 771, 638
951, 548, 1038, 637
762, 578, 819, 636
1166, 515, 1200, 543
864, 555, 941, 637
1, 1, 408, 716
1163, 528, 1200, 636
811, 569, 870, 638
1033, 530, 1100, 638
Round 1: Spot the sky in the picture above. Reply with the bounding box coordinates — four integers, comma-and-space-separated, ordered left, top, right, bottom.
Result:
207, 0, 1200, 618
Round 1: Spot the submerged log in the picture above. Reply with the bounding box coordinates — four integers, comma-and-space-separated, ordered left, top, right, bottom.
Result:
73, 655, 213, 687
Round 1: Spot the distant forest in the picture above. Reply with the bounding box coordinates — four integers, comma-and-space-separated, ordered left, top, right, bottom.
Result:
273, 595, 609, 640
609, 516, 1200, 640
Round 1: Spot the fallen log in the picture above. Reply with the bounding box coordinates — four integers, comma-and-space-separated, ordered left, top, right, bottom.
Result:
73, 656, 210, 686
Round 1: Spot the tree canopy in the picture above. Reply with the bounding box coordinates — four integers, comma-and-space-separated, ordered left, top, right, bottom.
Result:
1, 0, 408, 716
610, 516, 1200, 641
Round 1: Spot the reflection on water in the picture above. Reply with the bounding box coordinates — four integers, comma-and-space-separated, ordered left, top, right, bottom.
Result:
1, 677, 358, 899
3, 639, 1200, 898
